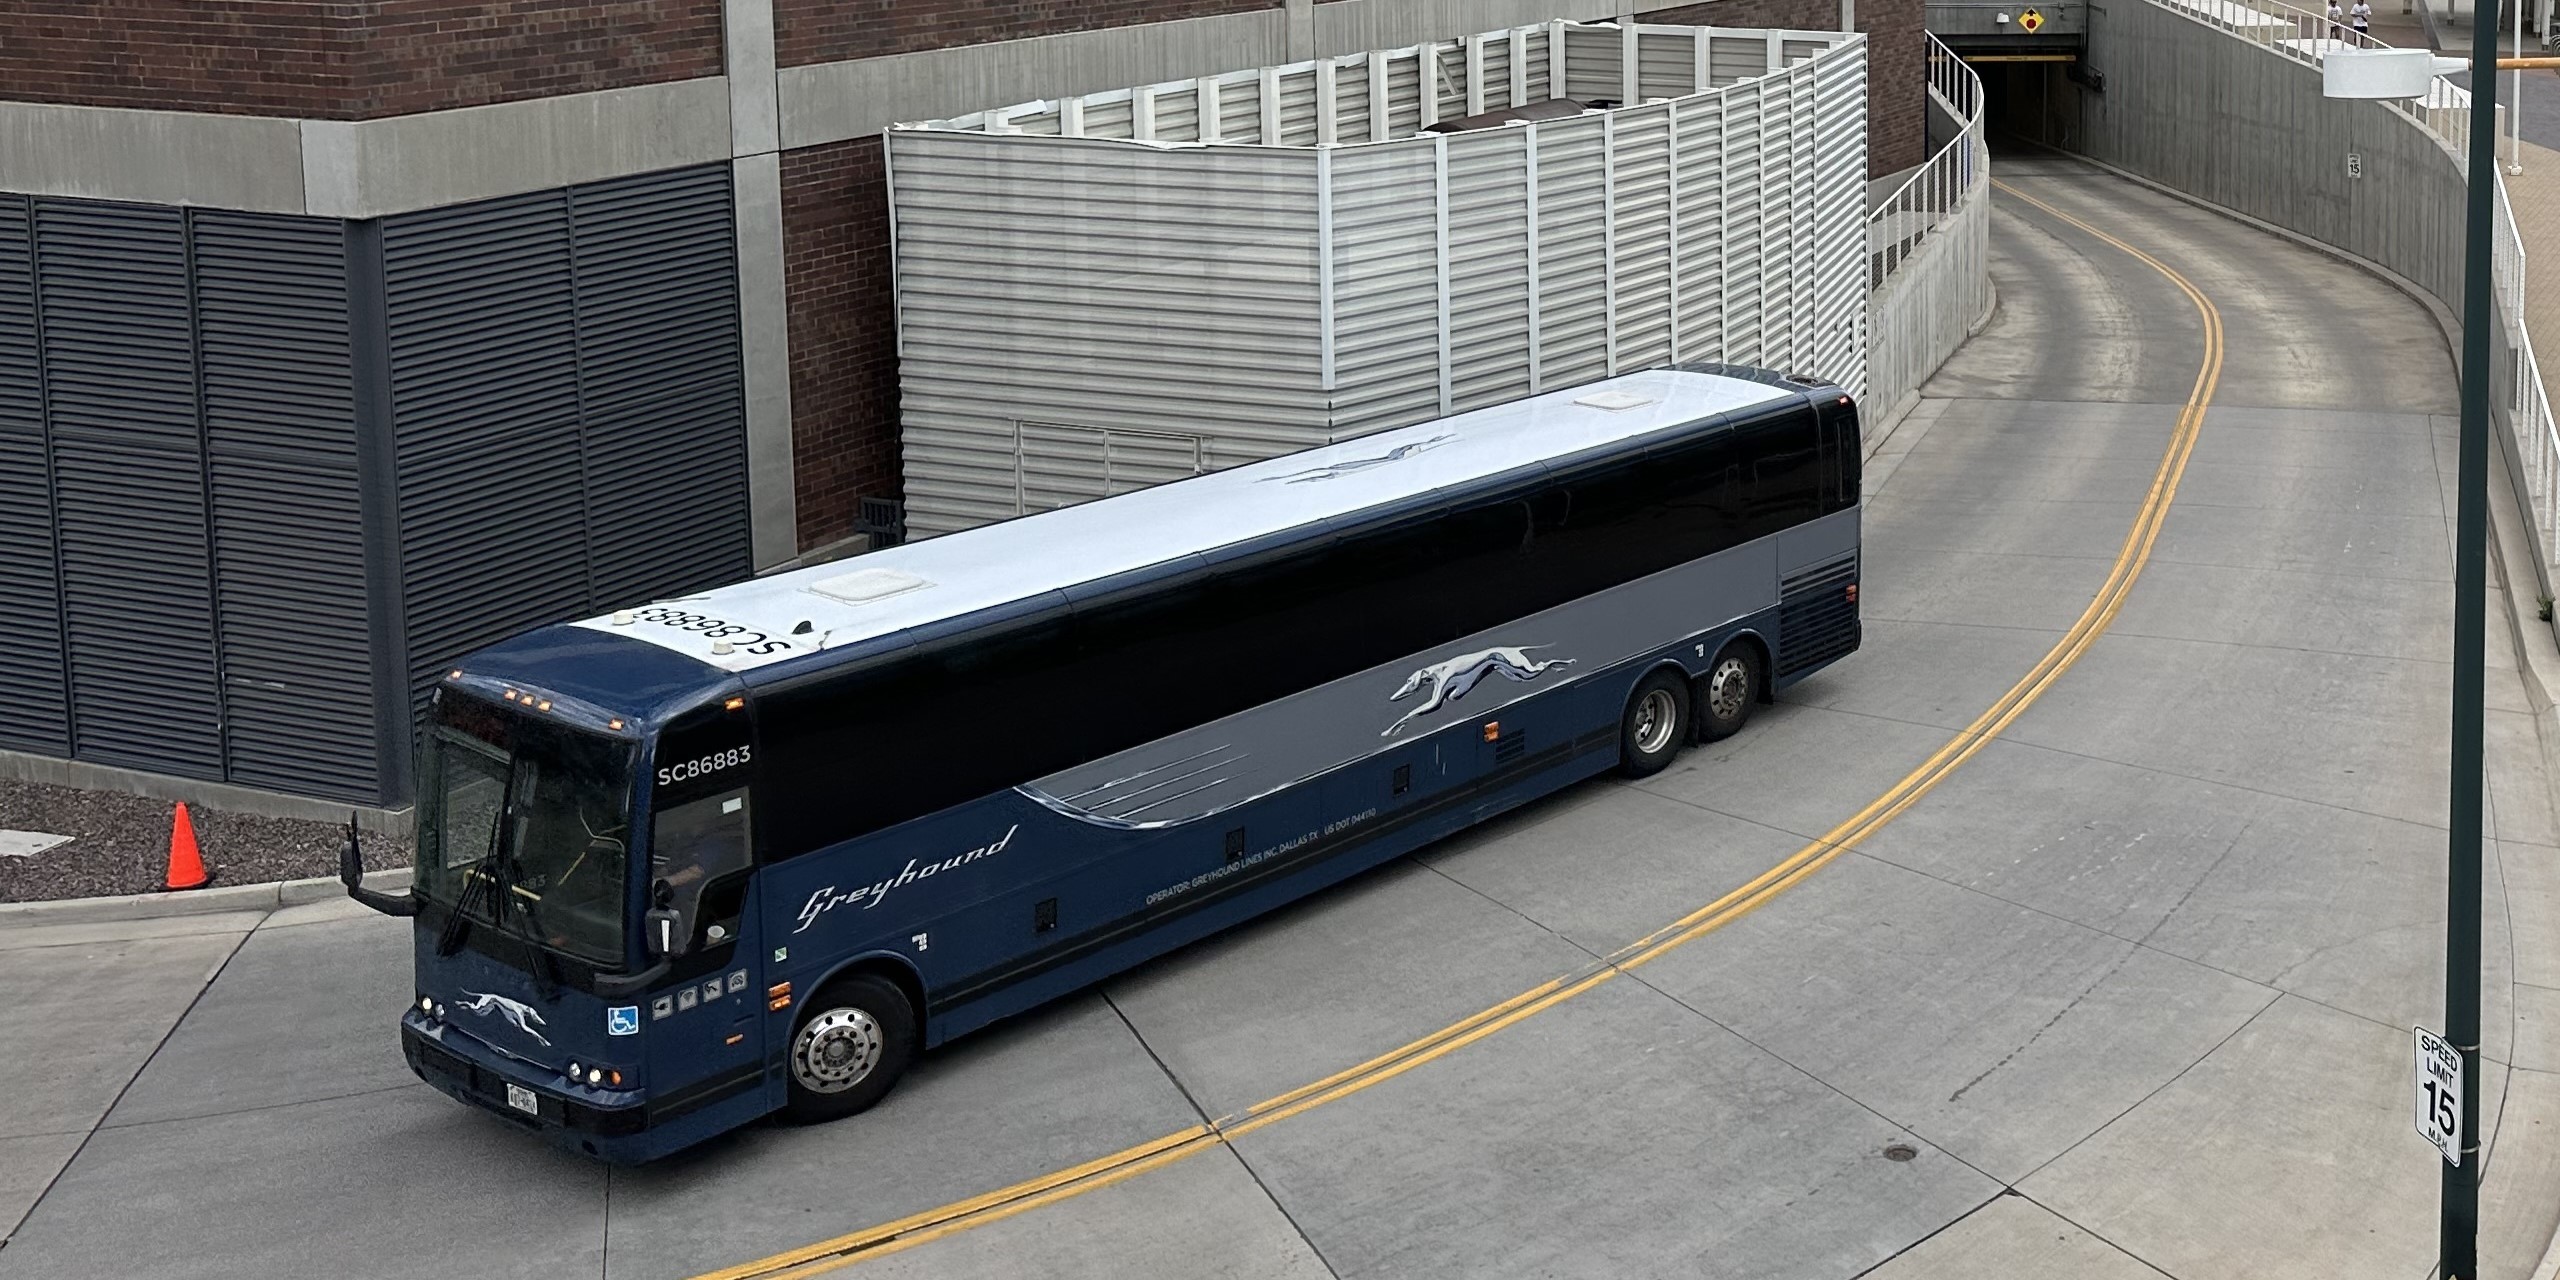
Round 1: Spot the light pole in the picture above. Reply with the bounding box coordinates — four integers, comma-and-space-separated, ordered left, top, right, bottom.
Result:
2326, 21, 2500, 1279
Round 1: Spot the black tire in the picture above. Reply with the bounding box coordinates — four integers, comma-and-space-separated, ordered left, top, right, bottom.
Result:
1696, 639, 1763, 743
1617, 668, 1691, 778
781, 972, 916, 1124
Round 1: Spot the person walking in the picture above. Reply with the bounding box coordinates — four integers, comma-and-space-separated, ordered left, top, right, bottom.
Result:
2348, 0, 2371, 39
2326, 0, 2344, 39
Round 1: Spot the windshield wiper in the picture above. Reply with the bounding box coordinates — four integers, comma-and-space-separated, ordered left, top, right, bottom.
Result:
434, 860, 494, 957
500, 856, 567, 1001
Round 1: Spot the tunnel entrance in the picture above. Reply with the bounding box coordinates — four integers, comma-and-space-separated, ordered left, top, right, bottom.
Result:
1970, 56, 2089, 154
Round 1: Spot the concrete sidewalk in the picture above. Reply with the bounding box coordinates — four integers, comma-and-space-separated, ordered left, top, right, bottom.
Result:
2506, 140, 2560, 387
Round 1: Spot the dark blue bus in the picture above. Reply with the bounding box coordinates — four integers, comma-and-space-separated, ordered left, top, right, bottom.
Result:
343, 363, 1862, 1161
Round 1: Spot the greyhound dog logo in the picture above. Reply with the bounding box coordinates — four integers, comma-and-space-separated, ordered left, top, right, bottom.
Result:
1266, 434, 1453, 484
1384, 646, 1575, 737
456, 991, 551, 1047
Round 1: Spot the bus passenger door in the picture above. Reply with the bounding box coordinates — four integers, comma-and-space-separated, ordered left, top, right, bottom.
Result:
644, 783, 765, 1099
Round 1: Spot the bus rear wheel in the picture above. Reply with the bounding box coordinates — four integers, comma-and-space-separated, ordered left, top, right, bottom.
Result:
1697, 640, 1763, 743
1617, 669, 1691, 778
782, 972, 916, 1124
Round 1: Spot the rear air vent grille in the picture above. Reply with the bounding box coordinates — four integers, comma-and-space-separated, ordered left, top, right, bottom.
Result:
1777, 553, 1859, 677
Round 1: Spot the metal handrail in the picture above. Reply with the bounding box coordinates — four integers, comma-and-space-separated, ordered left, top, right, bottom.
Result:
1865, 33, 1992, 415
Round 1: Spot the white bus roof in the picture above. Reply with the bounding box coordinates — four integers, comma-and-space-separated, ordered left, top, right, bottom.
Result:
571, 368, 1799, 675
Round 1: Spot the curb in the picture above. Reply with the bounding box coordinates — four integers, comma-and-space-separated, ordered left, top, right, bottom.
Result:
1862, 389, 1925, 461
0, 866, 412, 927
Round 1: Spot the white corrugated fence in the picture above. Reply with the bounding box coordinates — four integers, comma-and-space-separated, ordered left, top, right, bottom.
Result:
887, 20, 1872, 537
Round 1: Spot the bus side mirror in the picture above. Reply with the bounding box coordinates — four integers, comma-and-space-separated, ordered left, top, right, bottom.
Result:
645, 879, 684, 957
645, 908, 684, 957
340, 815, 416, 918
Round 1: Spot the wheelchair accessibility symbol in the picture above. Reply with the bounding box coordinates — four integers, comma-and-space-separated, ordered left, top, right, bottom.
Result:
607, 1005, 641, 1036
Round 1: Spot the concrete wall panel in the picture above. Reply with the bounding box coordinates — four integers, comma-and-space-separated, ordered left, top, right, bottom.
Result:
302, 79, 733, 221
778, 10, 1296, 149
0, 104, 307, 215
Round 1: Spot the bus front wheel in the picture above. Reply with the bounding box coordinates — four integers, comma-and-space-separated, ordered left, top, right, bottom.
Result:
782, 972, 916, 1123
1617, 669, 1691, 778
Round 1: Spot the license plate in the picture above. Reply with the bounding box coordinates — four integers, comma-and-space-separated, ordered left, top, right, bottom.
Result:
505, 1083, 539, 1116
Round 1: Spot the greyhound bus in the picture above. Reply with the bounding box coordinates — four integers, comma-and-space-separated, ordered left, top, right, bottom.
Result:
343, 362, 1862, 1161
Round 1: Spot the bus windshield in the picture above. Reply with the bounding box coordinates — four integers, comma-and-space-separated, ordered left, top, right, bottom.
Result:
416, 694, 635, 967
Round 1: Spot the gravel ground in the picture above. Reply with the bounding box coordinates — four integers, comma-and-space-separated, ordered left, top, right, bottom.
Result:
0, 780, 413, 904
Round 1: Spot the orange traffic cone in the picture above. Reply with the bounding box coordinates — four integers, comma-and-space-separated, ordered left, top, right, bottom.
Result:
163, 802, 210, 891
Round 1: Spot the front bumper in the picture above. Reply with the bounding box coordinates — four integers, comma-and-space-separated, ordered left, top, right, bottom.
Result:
400, 1012, 773, 1162
402, 1014, 647, 1137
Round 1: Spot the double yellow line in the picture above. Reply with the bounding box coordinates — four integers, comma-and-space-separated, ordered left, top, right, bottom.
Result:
700, 178, 2226, 1280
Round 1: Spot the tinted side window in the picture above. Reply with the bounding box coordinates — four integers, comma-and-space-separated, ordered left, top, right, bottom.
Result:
1320, 492, 1534, 663
1642, 431, 1752, 566
890, 605, 1075, 813
756, 600, 1076, 849
1736, 408, 1824, 538
1521, 453, 1664, 607
1421, 490, 1537, 638
1054, 565, 1223, 755
1819, 397, 1861, 511
755, 651, 902, 851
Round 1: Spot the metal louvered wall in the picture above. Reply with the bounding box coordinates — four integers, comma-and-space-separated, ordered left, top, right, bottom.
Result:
196, 215, 376, 798
381, 164, 749, 719
39, 202, 222, 779
1, 163, 745, 806
892, 21, 1869, 538
0, 200, 64, 757
0, 196, 375, 796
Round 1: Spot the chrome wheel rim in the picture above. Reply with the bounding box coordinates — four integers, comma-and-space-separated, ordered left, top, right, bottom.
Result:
1707, 657, 1752, 722
1632, 688, 1681, 755
791, 1007, 884, 1094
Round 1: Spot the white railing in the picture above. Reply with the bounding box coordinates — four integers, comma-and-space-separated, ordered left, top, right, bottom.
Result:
1865, 35, 1992, 424
2162, 0, 2560, 572
2485, 151, 2560, 572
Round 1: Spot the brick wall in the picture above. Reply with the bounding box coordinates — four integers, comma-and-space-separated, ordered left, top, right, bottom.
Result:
1855, 0, 1929, 175
774, 0, 1277, 68
781, 138, 900, 551
0, 0, 725, 118
1640, 0, 1928, 176
363, 0, 726, 117
1642, 0, 1838, 29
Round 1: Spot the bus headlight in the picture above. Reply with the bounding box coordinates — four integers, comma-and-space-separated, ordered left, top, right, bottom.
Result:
419, 995, 433, 1013
587, 1068, 605, 1085
568, 1061, 582, 1080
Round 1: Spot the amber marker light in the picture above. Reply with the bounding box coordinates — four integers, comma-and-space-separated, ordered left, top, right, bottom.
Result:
1482, 722, 1501, 741
724, 696, 745, 711
1845, 584, 1859, 603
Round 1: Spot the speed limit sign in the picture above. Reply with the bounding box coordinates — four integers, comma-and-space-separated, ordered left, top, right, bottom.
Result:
2415, 1026, 2463, 1167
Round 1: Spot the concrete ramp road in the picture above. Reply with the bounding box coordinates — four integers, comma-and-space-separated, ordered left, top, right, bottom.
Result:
1, 154, 2556, 1280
